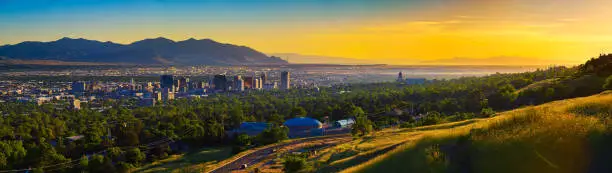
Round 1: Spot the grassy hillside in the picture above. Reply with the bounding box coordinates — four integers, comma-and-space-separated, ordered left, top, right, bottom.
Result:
325, 91, 612, 173
133, 147, 232, 173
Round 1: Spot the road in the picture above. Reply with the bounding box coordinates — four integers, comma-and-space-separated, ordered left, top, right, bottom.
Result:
207, 134, 352, 173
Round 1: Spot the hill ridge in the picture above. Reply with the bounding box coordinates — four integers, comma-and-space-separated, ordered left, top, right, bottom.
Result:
0, 37, 287, 66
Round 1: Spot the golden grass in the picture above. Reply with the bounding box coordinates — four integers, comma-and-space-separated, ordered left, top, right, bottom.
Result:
340, 91, 612, 173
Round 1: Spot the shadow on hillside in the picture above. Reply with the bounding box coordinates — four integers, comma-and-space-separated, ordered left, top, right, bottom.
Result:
412, 119, 480, 132
316, 141, 407, 173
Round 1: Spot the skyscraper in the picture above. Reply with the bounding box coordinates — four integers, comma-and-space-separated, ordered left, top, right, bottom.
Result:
243, 76, 254, 89
71, 81, 86, 94
236, 78, 244, 91
161, 87, 175, 101
254, 78, 261, 89
213, 74, 228, 91
177, 77, 189, 88
261, 72, 267, 84
397, 71, 404, 82
160, 75, 174, 89
281, 71, 290, 90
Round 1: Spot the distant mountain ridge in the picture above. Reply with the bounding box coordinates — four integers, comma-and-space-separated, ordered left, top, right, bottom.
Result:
0, 37, 287, 65
269, 53, 379, 65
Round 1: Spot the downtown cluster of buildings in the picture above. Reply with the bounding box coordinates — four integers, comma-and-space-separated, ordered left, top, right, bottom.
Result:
0, 71, 293, 110
210, 71, 290, 92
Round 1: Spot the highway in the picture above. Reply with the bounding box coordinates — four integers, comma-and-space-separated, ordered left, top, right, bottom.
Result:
207, 134, 352, 173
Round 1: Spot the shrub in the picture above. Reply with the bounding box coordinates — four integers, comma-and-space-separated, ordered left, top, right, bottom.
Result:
604, 75, 612, 90
255, 125, 288, 145
352, 115, 373, 136
283, 154, 311, 173
400, 122, 416, 128
480, 108, 496, 117
421, 111, 444, 126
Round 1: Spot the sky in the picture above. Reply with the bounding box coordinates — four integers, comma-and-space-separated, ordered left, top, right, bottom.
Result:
1, 0, 612, 65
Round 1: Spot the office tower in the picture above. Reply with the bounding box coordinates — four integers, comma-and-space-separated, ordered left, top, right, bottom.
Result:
130, 78, 136, 90
236, 78, 244, 91
71, 81, 86, 93
397, 71, 404, 82
261, 72, 267, 84
243, 76, 254, 89
161, 88, 175, 101
234, 76, 242, 89
254, 78, 261, 89
155, 92, 162, 101
160, 75, 174, 89
213, 74, 228, 91
177, 77, 189, 89
281, 71, 290, 90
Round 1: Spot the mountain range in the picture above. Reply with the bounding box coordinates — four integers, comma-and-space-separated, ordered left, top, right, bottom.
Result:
0, 37, 287, 66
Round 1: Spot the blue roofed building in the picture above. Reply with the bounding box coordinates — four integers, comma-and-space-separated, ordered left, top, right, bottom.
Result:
283, 117, 323, 131
232, 122, 271, 136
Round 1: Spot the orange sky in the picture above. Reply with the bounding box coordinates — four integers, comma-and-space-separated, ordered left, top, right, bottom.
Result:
2, 0, 612, 65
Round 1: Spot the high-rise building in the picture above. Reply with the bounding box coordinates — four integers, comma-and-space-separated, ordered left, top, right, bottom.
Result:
243, 76, 253, 89
263, 82, 277, 90
213, 74, 228, 91
254, 78, 261, 89
161, 88, 175, 101
397, 71, 404, 82
177, 77, 189, 89
71, 81, 86, 94
235, 78, 244, 91
281, 71, 290, 90
130, 78, 136, 90
160, 75, 174, 89
261, 72, 267, 84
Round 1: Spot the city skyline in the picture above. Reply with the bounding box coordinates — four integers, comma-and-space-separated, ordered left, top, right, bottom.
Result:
2, 0, 612, 65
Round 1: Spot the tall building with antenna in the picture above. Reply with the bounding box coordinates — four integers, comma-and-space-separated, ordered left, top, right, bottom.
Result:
397, 71, 404, 82
281, 71, 290, 90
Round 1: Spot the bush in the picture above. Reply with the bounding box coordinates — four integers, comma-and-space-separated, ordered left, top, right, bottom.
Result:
400, 122, 416, 128
604, 75, 612, 90
116, 162, 134, 173
480, 108, 496, 118
352, 115, 373, 136
283, 154, 311, 173
421, 111, 444, 126
255, 125, 288, 145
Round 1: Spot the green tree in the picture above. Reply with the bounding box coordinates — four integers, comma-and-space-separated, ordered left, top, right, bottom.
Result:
256, 125, 288, 145
228, 106, 245, 129
283, 154, 310, 173
604, 75, 612, 90
116, 162, 135, 173
290, 106, 307, 118
0, 140, 26, 169
421, 111, 444, 126
352, 116, 373, 137
125, 148, 145, 165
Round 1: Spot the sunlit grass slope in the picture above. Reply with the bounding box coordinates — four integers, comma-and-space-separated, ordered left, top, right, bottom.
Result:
342, 91, 612, 173
134, 147, 232, 173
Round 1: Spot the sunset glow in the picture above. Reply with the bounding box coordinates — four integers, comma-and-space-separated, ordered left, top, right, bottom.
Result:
2, 0, 612, 65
